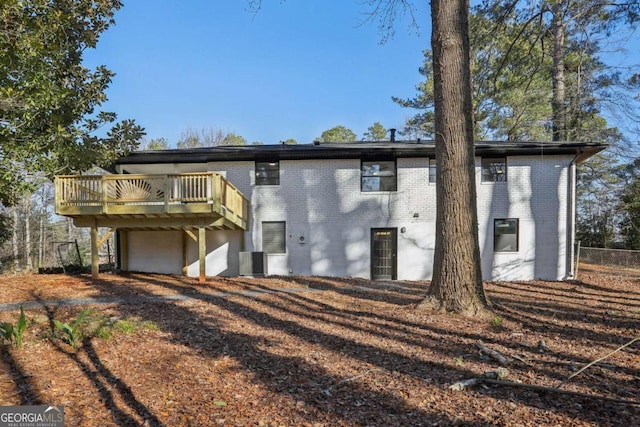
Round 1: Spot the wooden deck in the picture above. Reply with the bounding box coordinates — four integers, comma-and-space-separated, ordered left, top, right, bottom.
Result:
55, 172, 248, 230
55, 173, 250, 282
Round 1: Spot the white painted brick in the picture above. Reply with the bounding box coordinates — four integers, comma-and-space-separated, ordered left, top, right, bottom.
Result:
124, 153, 574, 281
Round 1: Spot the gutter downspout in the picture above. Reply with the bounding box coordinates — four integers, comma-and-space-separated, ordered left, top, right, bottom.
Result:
567, 148, 583, 279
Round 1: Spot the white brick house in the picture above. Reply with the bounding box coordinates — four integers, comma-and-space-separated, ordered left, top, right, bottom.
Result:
56, 141, 605, 281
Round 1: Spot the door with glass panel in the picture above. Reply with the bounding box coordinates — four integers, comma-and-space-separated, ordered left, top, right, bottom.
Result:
371, 228, 397, 280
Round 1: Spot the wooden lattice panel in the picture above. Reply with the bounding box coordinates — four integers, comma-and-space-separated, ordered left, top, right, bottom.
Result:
105, 178, 165, 204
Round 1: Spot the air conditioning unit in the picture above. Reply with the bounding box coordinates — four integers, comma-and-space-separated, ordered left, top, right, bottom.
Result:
239, 251, 268, 277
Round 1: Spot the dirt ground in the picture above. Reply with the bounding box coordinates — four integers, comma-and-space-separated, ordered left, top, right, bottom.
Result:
0, 264, 638, 426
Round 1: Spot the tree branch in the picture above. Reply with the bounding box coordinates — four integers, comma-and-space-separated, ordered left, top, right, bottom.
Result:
556, 336, 640, 388
483, 378, 640, 406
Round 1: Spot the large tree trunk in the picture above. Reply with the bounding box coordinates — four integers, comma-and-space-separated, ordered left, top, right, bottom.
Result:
419, 0, 489, 315
551, 1, 566, 141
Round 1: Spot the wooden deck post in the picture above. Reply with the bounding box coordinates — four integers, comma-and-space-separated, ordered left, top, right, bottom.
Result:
198, 227, 206, 283
120, 230, 129, 271
91, 222, 99, 279
182, 229, 188, 276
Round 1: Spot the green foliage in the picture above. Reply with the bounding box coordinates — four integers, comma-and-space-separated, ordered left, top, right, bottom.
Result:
53, 308, 89, 348
454, 355, 464, 366
0, 211, 13, 247
91, 311, 160, 339
13, 306, 27, 347
176, 127, 246, 148
392, 50, 436, 139
317, 125, 357, 143
81, 309, 116, 339
0, 323, 13, 346
144, 137, 170, 150
362, 122, 388, 141
394, 14, 553, 141
577, 152, 624, 248
0, 0, 145, 206
177, 127, 209, 148
0, 306, 28, 348
395, 4, 636, 144
280, 138, 297, 145
221, 132, 247, 146
113, 318, 159, 333
491, 316, 503, 328
619, 158, 640, 249
52, 309, 160, 343
114, 319, 137, 334
140, 320, 159, 331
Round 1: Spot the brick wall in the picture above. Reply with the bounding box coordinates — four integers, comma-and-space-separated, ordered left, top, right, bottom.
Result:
124, 153, 573, 281
207, 154, 572, 280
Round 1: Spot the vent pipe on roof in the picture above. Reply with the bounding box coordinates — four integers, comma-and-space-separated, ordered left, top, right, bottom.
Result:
390, 128, 396, 142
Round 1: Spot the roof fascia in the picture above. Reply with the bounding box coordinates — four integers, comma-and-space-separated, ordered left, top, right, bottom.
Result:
112, 141, 608, 166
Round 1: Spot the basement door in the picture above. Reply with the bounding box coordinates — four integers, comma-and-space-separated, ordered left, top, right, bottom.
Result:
371, 228, 397, 280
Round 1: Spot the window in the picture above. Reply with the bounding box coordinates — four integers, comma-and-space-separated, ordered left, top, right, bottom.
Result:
262, 221, 286, 254
429, 158, 437, 183
361, 160, 397, 192
494, 219, 518, 252
255, 161, 279, 185
481, 157, 507, 182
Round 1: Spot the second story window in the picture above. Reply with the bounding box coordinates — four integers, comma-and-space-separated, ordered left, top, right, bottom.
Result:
255, 161, 279, 185
481, 157, 507, 182
362, 160, 397, 192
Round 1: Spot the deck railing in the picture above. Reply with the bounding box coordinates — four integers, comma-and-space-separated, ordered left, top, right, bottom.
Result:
55, 173, 248, 227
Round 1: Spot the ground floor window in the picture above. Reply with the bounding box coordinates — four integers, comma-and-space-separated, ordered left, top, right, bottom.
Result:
262, 221, 286, 254
494, 218, 518, 252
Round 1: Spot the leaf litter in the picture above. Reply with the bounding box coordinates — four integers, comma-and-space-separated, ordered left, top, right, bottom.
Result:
0, 264, 638, 426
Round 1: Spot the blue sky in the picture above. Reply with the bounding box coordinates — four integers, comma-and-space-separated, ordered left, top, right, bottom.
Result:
83, 1, 430, 145
84, 1, 639, 147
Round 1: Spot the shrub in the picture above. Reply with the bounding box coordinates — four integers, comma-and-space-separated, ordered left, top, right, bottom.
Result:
491, 316, 503, 328
0, 306, 28, 348
53, 308, 89, 348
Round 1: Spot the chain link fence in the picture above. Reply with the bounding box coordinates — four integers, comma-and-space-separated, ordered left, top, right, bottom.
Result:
578, 246, 640, 269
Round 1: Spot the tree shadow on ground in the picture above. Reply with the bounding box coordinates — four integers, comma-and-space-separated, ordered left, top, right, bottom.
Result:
31, 297, 166, 427
274, 275, 426, 305
8, 271, 638, 425
222, 275, 638, 383
83, 275, 479, 426
0, 348, 44, 405
80, 272, 640, 425
504, 279, 640, 306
